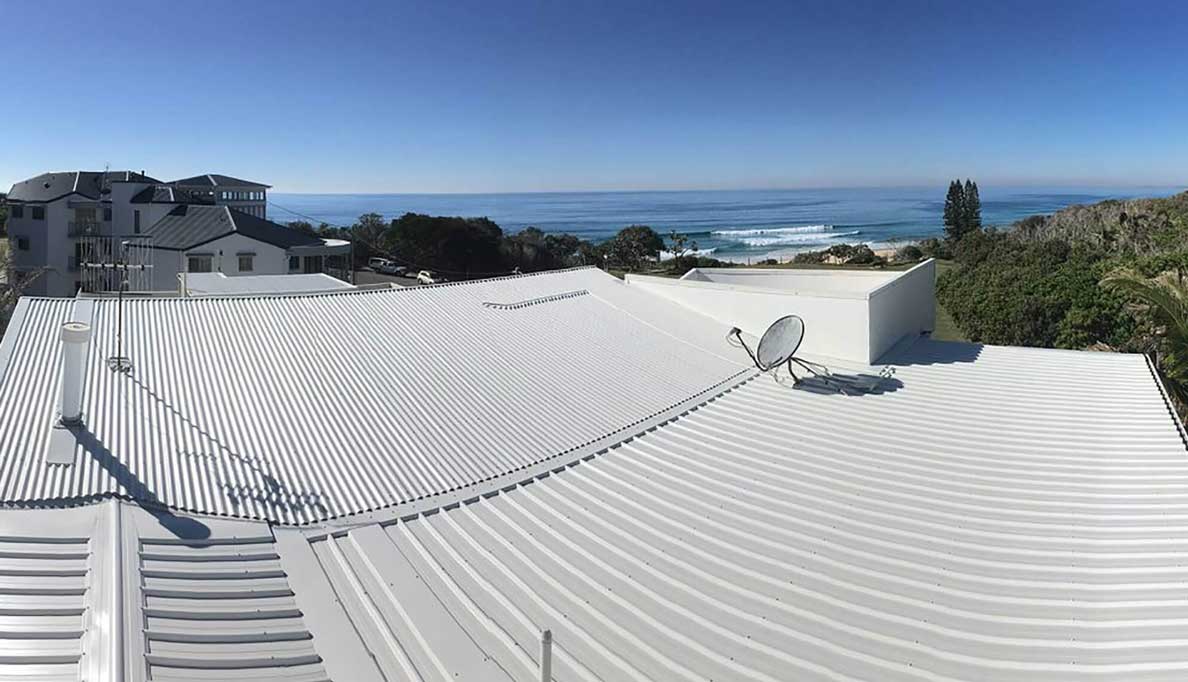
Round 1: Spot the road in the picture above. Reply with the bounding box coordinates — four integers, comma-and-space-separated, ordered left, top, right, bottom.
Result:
352, 270, 418, 287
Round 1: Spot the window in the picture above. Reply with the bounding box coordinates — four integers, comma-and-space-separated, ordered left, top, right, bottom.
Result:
10, 205, 22, 219
103, 207, 112, 221
16, 237, 29, 251
237, 254, 254, 272
134, 210, 141, 234
186, 254, 213, 273
288, 255, 300, 271
31, 206, 45, 220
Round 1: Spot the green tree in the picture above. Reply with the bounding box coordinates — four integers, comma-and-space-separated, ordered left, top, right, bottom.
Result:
1101, 267, 1188, 412
603, 225, 664, 271
943, 179, 983, 243
386, 213, 504, 277
963, 179, 982, 232
943, 180, 965, 242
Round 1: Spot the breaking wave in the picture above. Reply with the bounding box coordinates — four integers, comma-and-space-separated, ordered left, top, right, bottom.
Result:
659, 247, 717, 261
734, 229, 861, 247
711, 224, 835, 237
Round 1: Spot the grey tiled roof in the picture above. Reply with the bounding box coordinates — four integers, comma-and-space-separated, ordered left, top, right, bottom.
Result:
170, 173, 270, 188
142, 205, 322, 251
129, 184, 214, 205
6, 170, 158, 202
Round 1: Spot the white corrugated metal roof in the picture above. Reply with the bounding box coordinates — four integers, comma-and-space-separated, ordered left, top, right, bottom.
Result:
274, 339, 1188, 682
0, 268, 751, 524
6, 332, 1186, 681
180, 272, 355, 296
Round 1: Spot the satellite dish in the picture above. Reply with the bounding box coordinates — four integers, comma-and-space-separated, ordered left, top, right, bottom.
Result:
727, 315, 842, 389
755, 315, 804, 371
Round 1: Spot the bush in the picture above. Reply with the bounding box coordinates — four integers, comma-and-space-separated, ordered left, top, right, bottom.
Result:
846, 244, 878, 264
895, 245, 924, 262
826, 243, 857, 260
602, 225, 664, 271
792, 250, 826, 264
917, 238, 951, 260
937, 230, 1136, 348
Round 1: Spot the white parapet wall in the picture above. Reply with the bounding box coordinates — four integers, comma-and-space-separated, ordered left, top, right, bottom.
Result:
625, 259, 936, 364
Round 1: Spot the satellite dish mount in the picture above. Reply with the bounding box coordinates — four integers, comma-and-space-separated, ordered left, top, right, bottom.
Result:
727, 315, 841, 388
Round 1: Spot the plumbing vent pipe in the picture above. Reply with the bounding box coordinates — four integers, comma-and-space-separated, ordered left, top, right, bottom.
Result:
540, 629, 552, 682
59, 322, 91, 424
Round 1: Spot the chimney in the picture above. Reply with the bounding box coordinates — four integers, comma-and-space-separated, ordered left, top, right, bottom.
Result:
59, 322, 92, 424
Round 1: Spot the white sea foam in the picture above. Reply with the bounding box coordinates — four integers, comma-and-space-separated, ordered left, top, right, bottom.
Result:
712, 224, 833, 237
659, 247, 718, 261
736, 229, 861, 247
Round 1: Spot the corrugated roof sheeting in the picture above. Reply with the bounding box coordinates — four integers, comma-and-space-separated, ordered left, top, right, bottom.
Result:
0, 269, 749, 523
0, 532, 89, 680
0, 502, 345, 682
139, 534, 328, 681
295, 339, 1188, 681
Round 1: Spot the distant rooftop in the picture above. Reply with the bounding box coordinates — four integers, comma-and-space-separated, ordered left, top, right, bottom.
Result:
129, 183, 214, 205
139, 204, 322, 251
180, 272, 355, 296
170, 173, 270, 188
6, 170, 158, 202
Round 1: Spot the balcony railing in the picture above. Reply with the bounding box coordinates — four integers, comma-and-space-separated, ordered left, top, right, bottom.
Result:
68, 222, 103, 237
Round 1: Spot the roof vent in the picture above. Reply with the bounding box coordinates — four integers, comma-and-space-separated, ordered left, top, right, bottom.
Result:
58, 322, 91, 425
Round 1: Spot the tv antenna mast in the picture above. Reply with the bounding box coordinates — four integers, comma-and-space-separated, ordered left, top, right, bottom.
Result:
106, 240, 150, 373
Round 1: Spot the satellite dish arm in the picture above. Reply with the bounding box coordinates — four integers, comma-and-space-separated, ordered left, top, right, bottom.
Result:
727, 327, 764, 370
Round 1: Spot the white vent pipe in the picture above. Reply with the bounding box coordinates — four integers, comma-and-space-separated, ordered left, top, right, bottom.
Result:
59, 322, 91, 424
540, 629, 552, 682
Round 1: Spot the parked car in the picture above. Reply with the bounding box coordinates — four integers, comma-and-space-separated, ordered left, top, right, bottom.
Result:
416, 270, 440, 285
380, 261, 405, 275
367, 257, 388, 272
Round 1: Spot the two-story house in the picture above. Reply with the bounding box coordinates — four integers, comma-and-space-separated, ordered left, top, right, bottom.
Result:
5, 170, 349, 297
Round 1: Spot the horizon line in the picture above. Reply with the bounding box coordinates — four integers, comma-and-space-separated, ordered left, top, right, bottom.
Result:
268, 182, 1188, 197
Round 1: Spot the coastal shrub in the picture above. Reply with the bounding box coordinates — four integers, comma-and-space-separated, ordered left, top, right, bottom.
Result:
846, 244, 878, 264
938, 232, 1134, 349
894, 245, 924, 262
917, 237, 950, 260
826, 243, 857, 261
602, 225, 664, 271
792, 250, 826, 264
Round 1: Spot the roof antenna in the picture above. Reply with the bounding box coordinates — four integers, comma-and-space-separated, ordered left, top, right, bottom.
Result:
107, 241, 133, 373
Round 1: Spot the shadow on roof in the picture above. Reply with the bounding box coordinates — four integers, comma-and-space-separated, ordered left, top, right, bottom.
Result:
67, 423, 212, 543
887, 338, 983, 366
125, 373, 328, 519
793, 373, 905, 396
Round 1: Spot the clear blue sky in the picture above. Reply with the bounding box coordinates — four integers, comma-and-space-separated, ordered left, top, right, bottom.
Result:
3, 0, 1185, 193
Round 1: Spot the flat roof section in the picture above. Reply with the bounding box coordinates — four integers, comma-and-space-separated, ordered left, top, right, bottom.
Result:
180, 272, 355, 296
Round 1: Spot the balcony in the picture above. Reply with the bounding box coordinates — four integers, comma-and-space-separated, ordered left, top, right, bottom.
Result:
68, 222, 103, 237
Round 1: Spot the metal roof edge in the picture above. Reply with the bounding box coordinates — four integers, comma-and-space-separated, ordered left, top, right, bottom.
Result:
1142, 352, 1188, 454
625, 271, 872, 301
864, 258, 936, 300
0, 298, 32, 386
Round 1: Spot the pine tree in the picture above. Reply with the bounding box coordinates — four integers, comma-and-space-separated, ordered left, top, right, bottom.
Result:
963, 179, 982, 233
943, 180, 965, 242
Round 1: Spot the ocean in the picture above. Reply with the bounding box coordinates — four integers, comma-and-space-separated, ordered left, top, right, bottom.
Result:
269, 186, 1182, 263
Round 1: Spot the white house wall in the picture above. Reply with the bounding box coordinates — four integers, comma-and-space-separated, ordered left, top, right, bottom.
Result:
8, 197, 76, 297
150, 233, 291, 291
625, 273, 873, 362
867, 259, 937, 362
